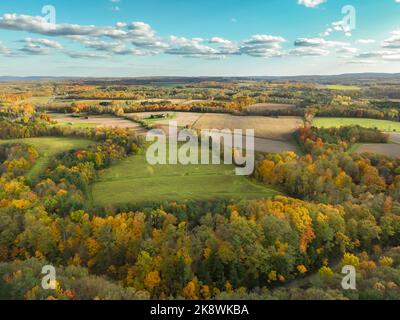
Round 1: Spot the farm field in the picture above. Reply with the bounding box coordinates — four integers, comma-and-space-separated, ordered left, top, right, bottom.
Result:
91, 151, 278, 205
0, 137, 93, 180
389, 133, 400, 144
246, 102, 296, 114
126, 111, 202, 128
49, 113, 147, 133
193, 114, 303, 141
313, 117, 400, 132
127, 112, 300, 153
50, 112, 299, 154
325, 85, 360, 91
355, 143, 400, 158
252, 137, 298, 153
128, 112, 303, 141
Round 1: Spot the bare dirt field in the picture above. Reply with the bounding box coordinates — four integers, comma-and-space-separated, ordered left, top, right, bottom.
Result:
246, 103, 296, 113
253, 137, 298, 153
193, 114, 303, 141
356, 143, 400, 158
388, 133, 400, 144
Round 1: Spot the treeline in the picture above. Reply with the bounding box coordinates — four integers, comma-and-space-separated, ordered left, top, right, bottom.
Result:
297, 126, 389, 153
315, 106, 400, 121
256, 126, 396, 204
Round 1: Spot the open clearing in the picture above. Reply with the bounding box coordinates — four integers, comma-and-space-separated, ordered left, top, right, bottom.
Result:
389, 133, 400, 144
128, 112, 303, 141
91, 151, 278, 205
50, 113, 146, 133
51, 112, 300, 154
325, 85, 360, 91
252, 137, 298, 153
313, 117, 400, 132
127, 112, 300, 153
0, 137, 93, 181
355, 143, 400, 158
126, 111, 202, 128
193, 114, 303, 141
246, 103, 296, 114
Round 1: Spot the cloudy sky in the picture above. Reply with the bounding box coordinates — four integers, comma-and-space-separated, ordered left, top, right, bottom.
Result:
1, 0, 400, 76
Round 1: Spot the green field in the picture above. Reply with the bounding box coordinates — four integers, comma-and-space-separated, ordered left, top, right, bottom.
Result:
0, 137, 93, 181
325, 85, 360, 91
313, 117, 400, 132
91, 152, 278, 205
54, 122, 98, 128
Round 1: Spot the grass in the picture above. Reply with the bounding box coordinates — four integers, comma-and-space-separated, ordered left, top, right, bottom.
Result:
347, 143, 361, 154
0, 137, 93, 181
91, 149, 278, 205
325, 85, 360, 91
313, 117, 400, 132
53, 122, 98, 128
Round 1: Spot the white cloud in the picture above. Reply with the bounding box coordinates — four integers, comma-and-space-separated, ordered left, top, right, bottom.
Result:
19, 38, 63, 55
166, 44, 220, 57
290, 47, 330, 56
297, 0, 325, 8
382, 31, 400, 48
0, 41, 12, 55
209, 37, 232, 45
24, 38, 63, 49
0, 13, 128, 39
239, 34, 286, 57
356, 39, 376, 44
322, 19, 353, 37
66, 51, 111, 59
294, 37, 350, 51
352, 50, 400, 63
346, 59, 378, 65
336, 46, 358, 54
116, 22, 127, 28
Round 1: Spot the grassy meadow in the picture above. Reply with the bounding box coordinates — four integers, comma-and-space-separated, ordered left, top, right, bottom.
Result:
91, 150, 278, 205
0, 137, 93, 181
313, 117, 400, 132
325, 85, 360, 91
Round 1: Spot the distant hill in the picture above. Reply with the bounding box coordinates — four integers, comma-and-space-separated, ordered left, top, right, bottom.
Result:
2, 73, 400, 84
251, 73, 400, 84
0, 76, 77, 82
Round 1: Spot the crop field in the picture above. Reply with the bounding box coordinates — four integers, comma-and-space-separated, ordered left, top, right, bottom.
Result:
91, 151, 278, 205
126, 111, 202, 128
355, 143, 400, 158
313, 117, 400, 132
252, 137, 298, 153
127, 112, 300, 153
128, 112, 303, 140
193, 114, 303, 141
325, 85, 360, 91
50, 113, 147, 133
246, 103, 296, 114
0, 137, 93, 181
389, 133, 400, 144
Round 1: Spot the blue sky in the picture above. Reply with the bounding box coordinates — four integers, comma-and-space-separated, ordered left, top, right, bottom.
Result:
1, 0, 400, 76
